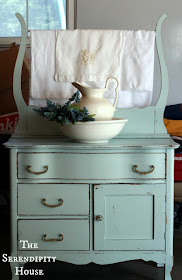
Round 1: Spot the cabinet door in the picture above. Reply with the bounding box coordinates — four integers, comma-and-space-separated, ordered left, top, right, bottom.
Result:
94, 184, 165, 251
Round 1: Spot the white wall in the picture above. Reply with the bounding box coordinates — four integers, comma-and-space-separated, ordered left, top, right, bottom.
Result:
77, 0, 182, 106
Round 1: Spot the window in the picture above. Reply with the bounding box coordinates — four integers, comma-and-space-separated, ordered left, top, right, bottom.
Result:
0, 0, 76, 45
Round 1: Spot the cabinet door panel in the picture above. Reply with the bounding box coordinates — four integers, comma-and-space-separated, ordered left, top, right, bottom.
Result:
105, 195, 153, 240
94, 184, 165, 251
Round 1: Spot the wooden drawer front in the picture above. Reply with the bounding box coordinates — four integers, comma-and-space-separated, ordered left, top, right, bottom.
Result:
18, 184, 89, 216
18, 152, 165, 180
18, 220, 89, 251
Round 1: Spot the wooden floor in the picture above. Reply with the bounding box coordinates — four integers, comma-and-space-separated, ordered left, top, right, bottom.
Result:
0, 218, 181, 280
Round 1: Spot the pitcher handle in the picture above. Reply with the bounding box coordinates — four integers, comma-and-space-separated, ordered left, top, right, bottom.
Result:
105, 76, 119, 109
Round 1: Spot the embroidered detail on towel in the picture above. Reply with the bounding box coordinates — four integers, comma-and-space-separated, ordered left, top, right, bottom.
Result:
55, 29, 123, 83
81, 49, 97, 65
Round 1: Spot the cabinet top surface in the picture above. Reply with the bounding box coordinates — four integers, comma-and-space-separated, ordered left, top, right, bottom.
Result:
4, 136, 179, 150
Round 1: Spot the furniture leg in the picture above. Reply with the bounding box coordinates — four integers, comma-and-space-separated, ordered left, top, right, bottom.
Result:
165, 257, 173, 280
10, 262, 26, 280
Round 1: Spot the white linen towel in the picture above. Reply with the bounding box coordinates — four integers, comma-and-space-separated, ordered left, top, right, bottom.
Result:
29, 89, 152, 109
119, 30, 156, 92
30, 30, 76, 100
54, 29, 123, 83
30, 29, 155, 109
104, 90, 153, 108
79, 30, 155, 108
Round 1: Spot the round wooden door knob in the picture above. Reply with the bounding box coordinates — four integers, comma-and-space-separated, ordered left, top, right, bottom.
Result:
96, 215, 103, 221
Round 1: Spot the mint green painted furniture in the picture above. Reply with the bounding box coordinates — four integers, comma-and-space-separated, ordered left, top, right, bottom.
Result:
4, 13, 179, 280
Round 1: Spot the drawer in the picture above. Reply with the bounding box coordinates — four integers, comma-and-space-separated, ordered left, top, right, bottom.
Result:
17, 152, 165, 180
18, 184, 89, 216
18, 220, 89, 251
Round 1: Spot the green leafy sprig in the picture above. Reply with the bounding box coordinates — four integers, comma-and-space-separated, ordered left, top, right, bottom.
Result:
33, 91, 95, 126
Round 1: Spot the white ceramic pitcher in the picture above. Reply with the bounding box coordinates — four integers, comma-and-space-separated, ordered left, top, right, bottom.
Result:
72, 76, 119, 121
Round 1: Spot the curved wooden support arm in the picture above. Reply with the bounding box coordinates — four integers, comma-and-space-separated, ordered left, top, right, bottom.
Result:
155, 14, 169, 135
155, 14, 169, 108
13, 13, 28, 135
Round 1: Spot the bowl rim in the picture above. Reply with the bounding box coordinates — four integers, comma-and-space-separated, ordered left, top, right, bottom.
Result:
61, 118, 128, 126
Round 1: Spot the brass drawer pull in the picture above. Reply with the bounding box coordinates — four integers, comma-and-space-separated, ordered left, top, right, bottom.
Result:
26, 165, 48, 175
42, 198, 63, 208
42, 234, 63, 242
133, 165, 155, 175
